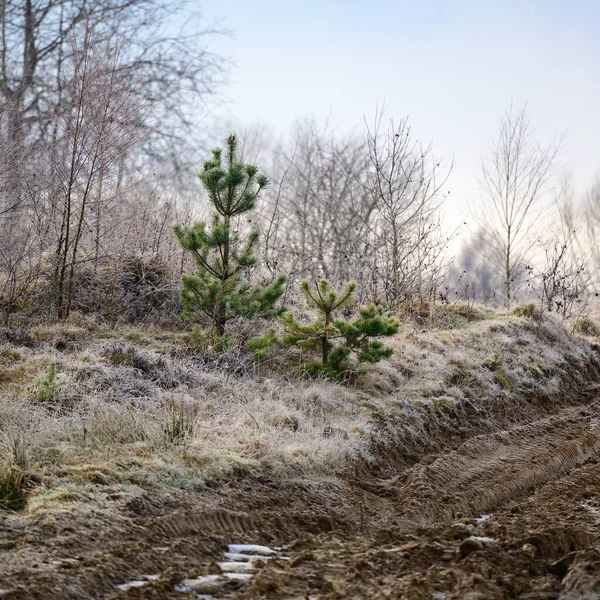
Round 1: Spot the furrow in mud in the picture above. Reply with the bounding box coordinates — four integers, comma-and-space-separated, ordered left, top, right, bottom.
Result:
389, 405, 600, 524
235, 455, 600, 599
145, 510, 259, 540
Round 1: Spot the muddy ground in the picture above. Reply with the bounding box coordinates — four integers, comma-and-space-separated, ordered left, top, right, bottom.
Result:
2, 399, 600, 599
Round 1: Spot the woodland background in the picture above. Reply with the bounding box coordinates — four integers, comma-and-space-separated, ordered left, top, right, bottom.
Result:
0, 0, 598, 328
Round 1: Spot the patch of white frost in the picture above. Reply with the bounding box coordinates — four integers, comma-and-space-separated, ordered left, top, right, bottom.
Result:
470, 536, 496, 546
227, 544, 276, 555
117, 574, 159, 592
217, 561, 257, 573
224, 573, 254, 582
223, 551, 269, 562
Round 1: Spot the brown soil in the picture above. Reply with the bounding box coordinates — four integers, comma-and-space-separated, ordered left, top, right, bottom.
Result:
237, 404, 600, 600
2, 401, 600, 599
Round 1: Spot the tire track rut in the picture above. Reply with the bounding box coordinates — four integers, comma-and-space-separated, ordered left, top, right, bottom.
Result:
392, 405, 600, 524
2, 402, 600, 599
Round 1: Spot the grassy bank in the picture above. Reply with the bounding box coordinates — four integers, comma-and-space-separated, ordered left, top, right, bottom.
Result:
1, 305, 599, 513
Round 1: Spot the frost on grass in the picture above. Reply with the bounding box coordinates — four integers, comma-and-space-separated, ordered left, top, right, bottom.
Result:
0, 307, 597, 501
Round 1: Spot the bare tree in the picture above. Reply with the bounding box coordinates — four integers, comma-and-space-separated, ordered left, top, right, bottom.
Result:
452, 228, 504, 304
0, 0, 225, 173
0, 212, 38, 323
477, 105, 561, 307
264, 118, 373, 288
255, 139, 297, 284
45, 29, 151, 319
583, 177, 600, 277
361, 108, 453, 309
245, 112, 454, 309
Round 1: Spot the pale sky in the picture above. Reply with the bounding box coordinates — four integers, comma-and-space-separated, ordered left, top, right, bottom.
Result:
201, 0, 600, 224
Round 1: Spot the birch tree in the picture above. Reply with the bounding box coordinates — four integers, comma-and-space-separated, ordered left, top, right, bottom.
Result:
478, 105, 561, 306
362, 108, 452, 308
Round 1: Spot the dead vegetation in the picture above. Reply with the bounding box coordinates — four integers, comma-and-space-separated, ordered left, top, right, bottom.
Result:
0, 305, 597, 511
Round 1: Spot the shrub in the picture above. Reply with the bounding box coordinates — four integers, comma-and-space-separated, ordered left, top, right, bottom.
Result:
573, 317, 600, 337
0, 437, 29, 511
161, 399, 198, 444
119, 256, 181, 323
513, 303, 540, 319
0, 464, 26, 510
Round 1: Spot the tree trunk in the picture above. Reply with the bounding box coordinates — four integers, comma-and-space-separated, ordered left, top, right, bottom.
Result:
215, 216, 231, 338
215, 307, 227, 338
505, 229, 512, 308
322, 310, 330, 364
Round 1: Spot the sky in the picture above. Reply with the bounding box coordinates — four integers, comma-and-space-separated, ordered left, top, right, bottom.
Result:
200, 0, 600, 226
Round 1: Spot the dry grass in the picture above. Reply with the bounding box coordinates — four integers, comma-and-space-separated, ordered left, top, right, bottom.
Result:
0, 306, 598, 510
573, 316, 600, 337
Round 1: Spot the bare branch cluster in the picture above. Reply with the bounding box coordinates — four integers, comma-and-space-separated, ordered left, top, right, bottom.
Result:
0, 2, 223, 323
475, 104, 562, 306
253, 111, 453, 310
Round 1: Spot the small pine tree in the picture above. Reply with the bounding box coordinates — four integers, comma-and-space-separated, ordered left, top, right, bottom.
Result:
38, 362, 62, 402
174, 135, 286, 337
283, 279, 399, 377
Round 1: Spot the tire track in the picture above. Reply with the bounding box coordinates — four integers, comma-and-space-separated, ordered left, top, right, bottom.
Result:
391, 405, 600, 524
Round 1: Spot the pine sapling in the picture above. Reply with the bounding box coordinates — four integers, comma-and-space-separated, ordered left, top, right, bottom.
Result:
38, 362, 62, 402
174, 135, 286, 338
245, 327, 278, 363
283, 279, 398, 377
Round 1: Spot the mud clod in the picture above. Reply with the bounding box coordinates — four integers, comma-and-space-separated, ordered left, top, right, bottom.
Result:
547, 552, 577, 579
459, 536, 495, 557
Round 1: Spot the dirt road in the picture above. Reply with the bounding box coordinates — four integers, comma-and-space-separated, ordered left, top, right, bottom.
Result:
2, 402, 600, 599
236, 403, 600, 599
